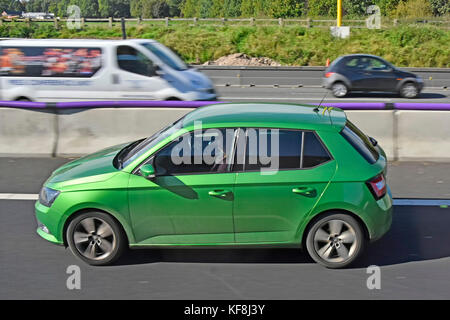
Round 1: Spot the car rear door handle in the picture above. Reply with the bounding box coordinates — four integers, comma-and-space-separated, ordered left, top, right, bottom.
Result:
208, 190, 232, 198
292, 187, 317, 197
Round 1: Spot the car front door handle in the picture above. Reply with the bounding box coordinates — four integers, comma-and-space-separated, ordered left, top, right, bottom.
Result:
208, 190, 232, 198
292, 187, 317, 197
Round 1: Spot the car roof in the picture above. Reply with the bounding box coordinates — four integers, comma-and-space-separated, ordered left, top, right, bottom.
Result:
182, 103, 347, 132
338, 54, 387, 60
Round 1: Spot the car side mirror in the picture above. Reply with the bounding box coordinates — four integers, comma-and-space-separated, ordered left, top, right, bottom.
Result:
139, 164, 155, 179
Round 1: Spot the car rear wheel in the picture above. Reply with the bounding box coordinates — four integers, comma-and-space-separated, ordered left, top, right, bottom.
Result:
399, 82, 419, 98
306, 213, 365, 268
67, 211, 127, 266
331, 82, 348, 98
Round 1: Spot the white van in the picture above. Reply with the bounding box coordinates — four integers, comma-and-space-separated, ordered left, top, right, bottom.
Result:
0, 39, 217, 102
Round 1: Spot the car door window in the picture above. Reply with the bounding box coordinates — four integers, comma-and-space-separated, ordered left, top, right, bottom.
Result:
234, 128, 331, 172
365, 58, 390, 71
152, 128, 236, 176
235, 129, 302, 172
116, 45, 154, 77
302, 131, 332, 168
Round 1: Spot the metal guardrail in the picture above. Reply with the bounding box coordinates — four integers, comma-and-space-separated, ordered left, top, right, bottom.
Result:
1, 100, 450, 111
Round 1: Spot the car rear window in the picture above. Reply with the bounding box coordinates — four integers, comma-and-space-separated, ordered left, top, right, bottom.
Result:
340, 121, 379, 164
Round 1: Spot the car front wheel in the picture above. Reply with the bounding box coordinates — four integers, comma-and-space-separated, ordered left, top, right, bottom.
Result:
67, 211, 127, 266
305, 213, 365, 268
331, 82, 348, 98
399, 82, 419, 98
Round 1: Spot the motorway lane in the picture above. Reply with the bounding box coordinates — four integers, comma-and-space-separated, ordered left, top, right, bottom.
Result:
1, 200, 450, 299
216, 86, 450, 104
0, 157, 450, 299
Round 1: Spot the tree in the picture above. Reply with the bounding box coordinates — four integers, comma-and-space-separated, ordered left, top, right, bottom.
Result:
429, 0, 450, 16
240, 0, 268, 17
343, 0, 375, 17
307, 0, 336, 16
98, 0, 130, 17
267, 0, 304, 18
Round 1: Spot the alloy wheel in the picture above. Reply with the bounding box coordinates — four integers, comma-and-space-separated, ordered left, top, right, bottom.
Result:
401, 83, 418, 98
312, 219, 357, 263
73, 217, 116, 261
331, 83, 348, 97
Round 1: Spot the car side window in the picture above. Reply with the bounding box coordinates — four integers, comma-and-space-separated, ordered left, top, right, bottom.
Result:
234, 129, 302, 172
234, 128, 331, 172
302, 131, 332, 168
152, 128, 236, 176
116, 45, 154, 77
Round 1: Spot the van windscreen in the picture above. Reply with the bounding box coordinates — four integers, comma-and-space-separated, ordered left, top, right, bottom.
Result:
140, 42, 187, 71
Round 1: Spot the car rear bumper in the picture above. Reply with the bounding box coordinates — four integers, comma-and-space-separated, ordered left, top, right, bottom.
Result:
369, 192, 393, 242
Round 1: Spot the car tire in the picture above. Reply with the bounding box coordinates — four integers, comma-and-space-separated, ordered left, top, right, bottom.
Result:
399, 82, 419, 98
305, 213, 365, 269
67, 211, 127, 266
331, 82, 348, 98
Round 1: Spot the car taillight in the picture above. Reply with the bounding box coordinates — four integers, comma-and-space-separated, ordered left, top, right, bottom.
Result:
325, 72, 335, 78
366, 174, 386, 200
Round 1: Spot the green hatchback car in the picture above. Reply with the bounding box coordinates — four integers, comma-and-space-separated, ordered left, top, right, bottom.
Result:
36, 103, 392, 268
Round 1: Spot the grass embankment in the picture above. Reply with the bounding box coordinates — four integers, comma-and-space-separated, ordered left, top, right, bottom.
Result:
0, 23, 448, 67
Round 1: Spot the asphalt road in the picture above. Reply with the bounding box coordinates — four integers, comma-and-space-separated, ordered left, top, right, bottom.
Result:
1, 158, 450, 299
215, 85, 450, 104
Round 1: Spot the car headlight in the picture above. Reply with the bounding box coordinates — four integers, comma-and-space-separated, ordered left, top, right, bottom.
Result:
39, 187, 60, 207
416, 77, 423, 83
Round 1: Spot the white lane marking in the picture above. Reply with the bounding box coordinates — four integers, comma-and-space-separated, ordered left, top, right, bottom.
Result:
0, 193, 39, 200
220, 96, 394, 101
393, 199, 450, 206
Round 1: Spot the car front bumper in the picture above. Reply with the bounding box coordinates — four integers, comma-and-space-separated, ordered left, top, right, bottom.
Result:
35, 201, 63, 245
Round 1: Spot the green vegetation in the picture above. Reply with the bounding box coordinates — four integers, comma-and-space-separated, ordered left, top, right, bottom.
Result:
0, 22, 448, 67
0, 0, 448, 18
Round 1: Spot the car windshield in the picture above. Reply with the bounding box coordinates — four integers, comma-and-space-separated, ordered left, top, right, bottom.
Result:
140, 42, 188, 71
117, 118, 184, 169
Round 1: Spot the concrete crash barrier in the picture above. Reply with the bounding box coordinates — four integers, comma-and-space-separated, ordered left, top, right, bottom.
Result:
0, 107, 56, 156
396, 110, 450, 161
0, 101, 450, 160
57, 108, 193, 156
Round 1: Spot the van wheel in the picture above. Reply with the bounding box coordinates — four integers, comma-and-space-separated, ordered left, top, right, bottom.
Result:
166, 97, 181, 101
305, 213, 365, 268
331, 82, 348, 98
66, 211, 127, 266
15, 97, 31, 102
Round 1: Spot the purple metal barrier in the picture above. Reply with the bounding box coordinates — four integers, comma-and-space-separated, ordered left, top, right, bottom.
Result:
1, 100, 450, 110
320, 102, 387, 110
55, 100, 224, 109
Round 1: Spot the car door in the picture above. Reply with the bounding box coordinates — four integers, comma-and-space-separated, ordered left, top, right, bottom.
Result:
232, 129, 337, 243
128, 128, 238, 245
112, 45, 168, 100
361, 57, 398, 91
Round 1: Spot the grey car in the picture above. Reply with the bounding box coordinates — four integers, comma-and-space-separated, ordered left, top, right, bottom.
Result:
323, 54, 424, 98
